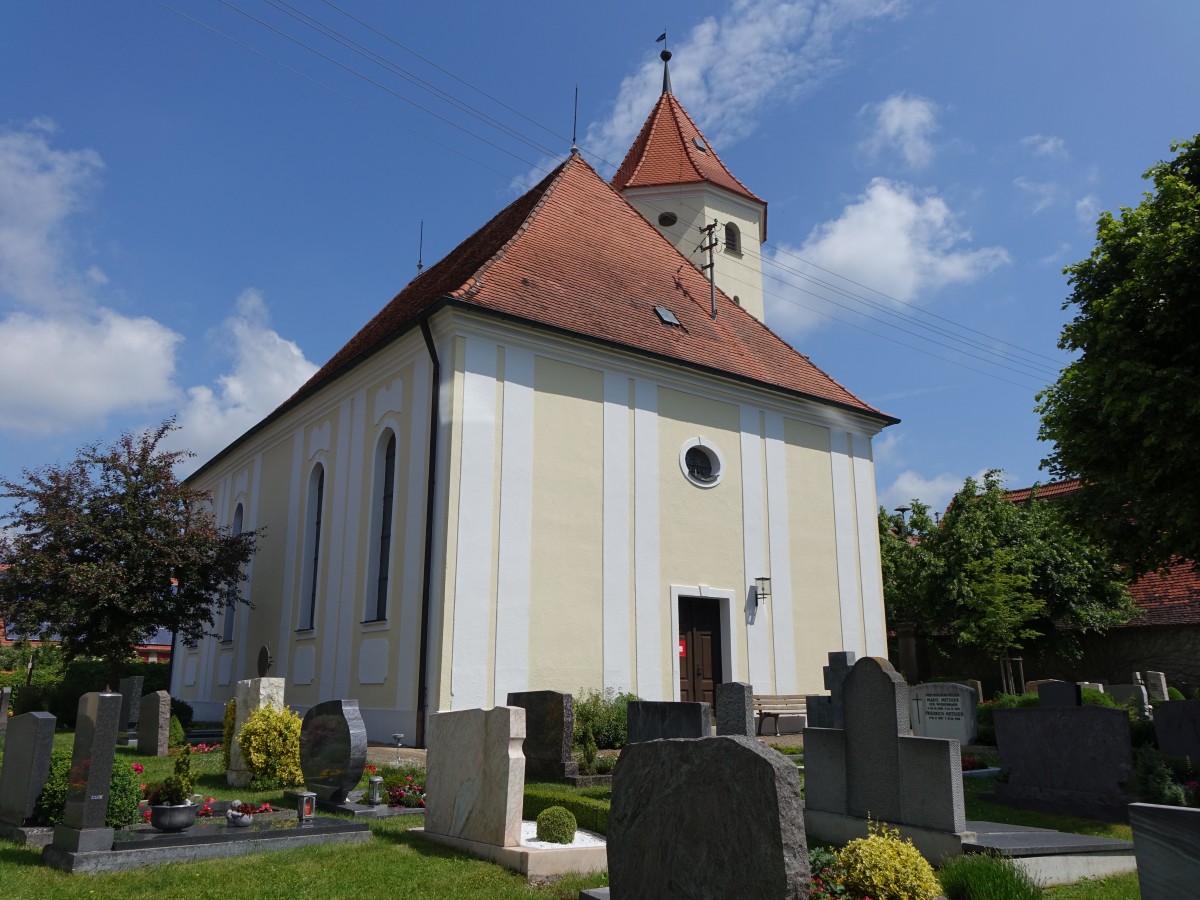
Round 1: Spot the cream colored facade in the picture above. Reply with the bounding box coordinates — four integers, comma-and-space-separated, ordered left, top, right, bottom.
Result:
174, 305, 889, 742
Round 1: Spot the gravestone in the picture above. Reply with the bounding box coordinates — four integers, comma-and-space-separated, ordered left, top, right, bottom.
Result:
424, 706, 525, 847
910, 682, 977, 744
1143, 671, 1169, 703
0, 686, 12, 738
0, 711, 56, 828
1152, 700, 1200, 759
117, 676, 144, 743
1025, 678, 1056, 694
506, 690, 578, 780
1108, 682, 1152, 719
805, 650, 856, 729
804, 657, 965, 838
609, 736, 808, 899
299, 699, 368, 804
1129, 802, 1200, 900
965, 679, 984, 701
1077, 681, 1104, 693
1037, 680, 1082, 708
137, 691, 171, 757
627, 701, 711, 744
227, 677, 285, 786
715, 682, 754, 737
50, 692, 122, 853
993, 705, 1133, 821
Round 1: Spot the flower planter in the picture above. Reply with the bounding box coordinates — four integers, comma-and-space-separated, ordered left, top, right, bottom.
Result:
150, 802, 198, 832
226, 813, 254, 827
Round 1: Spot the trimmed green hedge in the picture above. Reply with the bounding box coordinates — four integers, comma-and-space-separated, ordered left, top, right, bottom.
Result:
524, 785, 609, 835
2, 659, 169, 726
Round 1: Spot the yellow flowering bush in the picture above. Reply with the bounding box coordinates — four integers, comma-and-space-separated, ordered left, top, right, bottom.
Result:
834, 821, 941, 900
237, 705, 304, 788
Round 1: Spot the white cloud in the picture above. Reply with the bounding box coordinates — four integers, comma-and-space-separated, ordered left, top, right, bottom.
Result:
860, 93, 939, 168
1039, 241, 1073, 267
568, 0, 904, 179
878, 468, 966, 515
1013, 176, 1061, 214
1075, 194, 1101, 228
170, 290, 318, 473
1020, 134, 1068, 159
764, 178, 1009, 335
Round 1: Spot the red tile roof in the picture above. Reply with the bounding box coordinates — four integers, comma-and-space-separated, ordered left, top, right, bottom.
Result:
611, 91, 765, 209
291, 152, 889, 423
1003, 478, 1200, 627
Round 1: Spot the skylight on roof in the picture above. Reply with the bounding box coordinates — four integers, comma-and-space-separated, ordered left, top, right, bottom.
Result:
692, 136, 709, 153
654, 305, 681, 326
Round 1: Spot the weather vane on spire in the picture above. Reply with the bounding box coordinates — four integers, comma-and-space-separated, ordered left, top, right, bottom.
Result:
656, 30, 672, 94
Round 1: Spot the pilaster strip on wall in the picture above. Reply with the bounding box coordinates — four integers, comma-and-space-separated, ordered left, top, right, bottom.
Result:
830, 429, 864, 656
603, 373, 633, 692
851, 433, 887, 656
276, 427, 306, 678
764, 411, 797, 693
493, 347, 534, 705
236, 455, 262, 684
450, 336, 498, 709
739, 405, 771, 690
318, 402, 353, 701
197, 475, 229, 702
633, 379, 661, 699
332, 392, 368, 700
397, 357, 430, 717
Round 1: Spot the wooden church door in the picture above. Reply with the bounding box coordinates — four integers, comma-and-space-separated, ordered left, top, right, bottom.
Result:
679, 596, 723, 704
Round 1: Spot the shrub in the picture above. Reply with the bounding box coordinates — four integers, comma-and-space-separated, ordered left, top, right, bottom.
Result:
173, 743, 194, 795
835, 821, 941, 900
808, 844, 849, 899
237, 705, 304, 788
35, 750, 143, 827
379, 762, 427, 791
171, 697, 195, 729
1133, 745, 1186, 806
938, 852, 1042, 900
535, 805, 576, 844
1168, 687, 1185, 701
596, 753, 617, 775
168, 714, 186, 749
974, 693, 1039, 745
579, 723, 599, 775
222, 698, 237, 770
1080, 687, 1116, 708
574, 688, 638, 750
524, 786, 609, 835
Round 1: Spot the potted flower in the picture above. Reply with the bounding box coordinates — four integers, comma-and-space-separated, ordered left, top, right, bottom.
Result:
146, 775, 197, 832
226, 799, 271, 826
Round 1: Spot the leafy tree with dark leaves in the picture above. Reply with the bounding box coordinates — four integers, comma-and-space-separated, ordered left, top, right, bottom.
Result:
0, 419, 255, 690
1038, 135, 1200, 576
879, 471, 1134, 660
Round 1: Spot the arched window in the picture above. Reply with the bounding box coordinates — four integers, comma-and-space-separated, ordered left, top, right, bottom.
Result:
367, 431, 397, 622
221, 503, 243, 642
724, 222, 741, 254
300, 464, 325, 630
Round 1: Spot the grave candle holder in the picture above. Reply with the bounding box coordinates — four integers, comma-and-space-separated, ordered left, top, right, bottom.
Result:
297, 791, 316, 822
367, 775, 384, 806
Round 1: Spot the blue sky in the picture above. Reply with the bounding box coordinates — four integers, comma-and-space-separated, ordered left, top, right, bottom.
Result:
2, 1, 1197, 515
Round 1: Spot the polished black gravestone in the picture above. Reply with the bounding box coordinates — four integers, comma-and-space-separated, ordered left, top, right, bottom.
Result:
0, 711, 57, 846
298, 699, 368, 811
626, 701, 712, 744
47, 692, 122, 857
507, 690, 579, 780
117, 675, 144, 745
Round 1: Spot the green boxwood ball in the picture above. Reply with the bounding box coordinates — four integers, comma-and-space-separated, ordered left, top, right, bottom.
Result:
535, 805, 577, 844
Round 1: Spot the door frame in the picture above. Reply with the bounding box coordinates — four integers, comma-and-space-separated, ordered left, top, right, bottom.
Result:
670, 584, 738, 702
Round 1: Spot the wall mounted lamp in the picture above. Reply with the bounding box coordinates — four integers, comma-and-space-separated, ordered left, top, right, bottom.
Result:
755, 576, 771, 606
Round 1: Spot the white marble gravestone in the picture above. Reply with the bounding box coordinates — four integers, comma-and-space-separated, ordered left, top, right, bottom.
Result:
227, 677, 285, 787
910, 683, 978, 744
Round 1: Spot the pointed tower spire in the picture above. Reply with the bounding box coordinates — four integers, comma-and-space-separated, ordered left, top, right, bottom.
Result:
656, 31, 672, 95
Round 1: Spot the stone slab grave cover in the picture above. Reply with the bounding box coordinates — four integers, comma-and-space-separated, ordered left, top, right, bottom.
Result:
608, 735, 808, 899
626, 701, 711, 744
299, 699, 367, 804
0, 711, 56, 841
1037, 680, 1082, 708
47, 692, 122, 856
715, 682, 754, 737
910, 682, 978, 744
506, 690, 578, 780
1143, 671, 1169, 702
1129, 802, 1200, 900
424, 705, 525, 847
227, 677, 285, 787
0, 686, 11, 737
805, 650, 856, 729
993, 705, 1134, 822
804, 656, 966, 860
1153, 700, 1200, 759
137, 691, 171, 757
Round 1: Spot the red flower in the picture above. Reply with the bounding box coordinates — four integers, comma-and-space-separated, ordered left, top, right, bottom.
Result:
132, 763, 144, 774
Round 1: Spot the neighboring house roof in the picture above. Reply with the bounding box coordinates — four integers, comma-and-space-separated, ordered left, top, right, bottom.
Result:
611, 89, 765, 208
1004, 478, 1200, 627
194, 153, 893, 479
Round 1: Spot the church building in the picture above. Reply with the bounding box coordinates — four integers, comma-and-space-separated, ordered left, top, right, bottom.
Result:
173, 55, 897, 744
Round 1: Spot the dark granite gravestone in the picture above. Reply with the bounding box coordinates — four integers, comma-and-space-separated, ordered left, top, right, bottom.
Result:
117, 676, 144, 729
1152, 700, 1200, 759
626, 701, 711, 744
506, 690, 578, 780
0, 711, 56, 828
715, 682, 754, 737
993, 705, 1134, 821
608, 735, 808, 899
1037, 680, 1082, 707
50, 692, 122, 853
805, 650, 856, 728
0, 686, 12, 738
137, 690, 171, 757
299, 699, 368, 804
1130, 802, 1200, 900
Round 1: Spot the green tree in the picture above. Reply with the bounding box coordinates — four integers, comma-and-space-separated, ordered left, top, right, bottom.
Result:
879, 471, 1134, 660
1037, 135, 1200, 576
0, 419, 256, 690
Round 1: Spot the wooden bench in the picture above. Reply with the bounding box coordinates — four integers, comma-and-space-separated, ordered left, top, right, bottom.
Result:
752, 695, 807, 735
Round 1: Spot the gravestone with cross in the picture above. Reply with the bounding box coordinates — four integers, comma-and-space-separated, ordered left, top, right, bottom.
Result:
805, 650, 856, 729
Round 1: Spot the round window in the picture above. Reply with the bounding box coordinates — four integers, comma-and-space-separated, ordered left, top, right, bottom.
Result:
658, 211, 679, 227
679, 438, 724, 488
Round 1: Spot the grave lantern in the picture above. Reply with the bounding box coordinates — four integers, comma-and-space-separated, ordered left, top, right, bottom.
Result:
367, 775, 384, 806
297, 791, 316, 822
